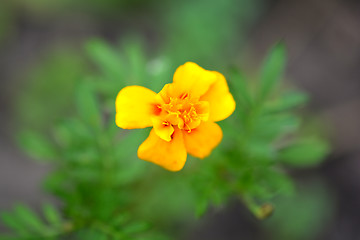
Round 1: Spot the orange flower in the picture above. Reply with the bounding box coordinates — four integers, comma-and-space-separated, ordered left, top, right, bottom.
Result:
115, 62, 235, 171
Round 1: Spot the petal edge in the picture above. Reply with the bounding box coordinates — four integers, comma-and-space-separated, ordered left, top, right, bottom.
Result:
138, 128, 187, 171
173, 62, 218, 98
183, 121, 223, 159
200, 72, 235, 122
115, 86, 158, 129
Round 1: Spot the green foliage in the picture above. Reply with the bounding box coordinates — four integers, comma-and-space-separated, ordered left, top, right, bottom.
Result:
85, 39, 125, 85
0, 204, 65, 239
0, 0, 333, 238
76, 79, 102, 130
188, 44, 329, 217
279, 138, 330, 167
229, 68, 254, 108
6, 35, 330, 240
265, 91, 309, 112
258, 43, 287, 103
5, 40, 330, 238
17, 131, 57, 161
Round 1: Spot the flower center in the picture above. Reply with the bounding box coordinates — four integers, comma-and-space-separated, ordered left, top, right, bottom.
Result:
159, 93, 209, 132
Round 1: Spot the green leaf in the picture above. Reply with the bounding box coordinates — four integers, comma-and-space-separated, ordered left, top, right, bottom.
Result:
228, 68, 253, 107
252, 114, 301, 141
43, 204, 61, 227
85, 39, 124, 83
123, 222, 149, 234
1, 212, 29, 236
195, 197, 209, 217
258, 43, 286, 103
14, 204, 45, 233
279, 138, 330, 167
53, 119, 93, 148
17, 131, 57, 161
111, 213, 131, 228
246, 141, 275, 161
43, 171, 68, 198
75, 229, 109, 240
76, 79, 102, 130
52, 121, 73, 148
265, 91, 309, 112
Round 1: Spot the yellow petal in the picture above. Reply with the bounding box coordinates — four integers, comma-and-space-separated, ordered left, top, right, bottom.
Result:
173, 62, 218, 98
200, 72, 235, 122
194, 101, 210, 121
152, 117, 174, 142
115, 86, 160, 129
157, 83, 173, 103
138, 128, 187, 171
183, 121, 223, 159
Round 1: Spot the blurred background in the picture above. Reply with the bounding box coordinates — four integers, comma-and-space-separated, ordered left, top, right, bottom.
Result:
1, 0, 360, 239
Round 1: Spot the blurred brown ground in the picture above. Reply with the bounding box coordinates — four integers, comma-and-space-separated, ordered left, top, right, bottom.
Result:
1, 0, 360, 239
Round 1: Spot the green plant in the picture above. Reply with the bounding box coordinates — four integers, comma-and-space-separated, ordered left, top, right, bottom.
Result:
2, 39, 329, 239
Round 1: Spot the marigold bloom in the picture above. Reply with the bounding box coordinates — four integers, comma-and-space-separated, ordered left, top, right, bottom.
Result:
115, 62, 235, 171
